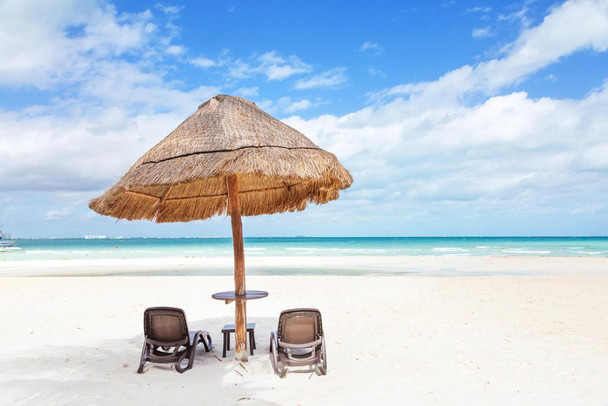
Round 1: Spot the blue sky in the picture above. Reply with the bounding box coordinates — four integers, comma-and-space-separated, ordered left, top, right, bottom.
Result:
1, 0, 607, 238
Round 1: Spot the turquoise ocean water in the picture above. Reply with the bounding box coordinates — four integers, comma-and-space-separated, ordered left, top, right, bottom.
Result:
1, 237, 607, 261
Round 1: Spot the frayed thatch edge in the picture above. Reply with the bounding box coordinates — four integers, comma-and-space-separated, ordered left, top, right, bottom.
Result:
89, 178, 344, 223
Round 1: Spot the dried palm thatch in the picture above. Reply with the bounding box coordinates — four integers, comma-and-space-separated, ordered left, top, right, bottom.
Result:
89, 95, 352, 223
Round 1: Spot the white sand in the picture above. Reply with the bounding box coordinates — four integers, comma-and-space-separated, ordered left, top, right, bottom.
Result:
1, 257, 607, 405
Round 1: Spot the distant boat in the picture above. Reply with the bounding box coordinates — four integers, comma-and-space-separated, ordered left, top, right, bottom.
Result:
0, 201, 17, 250
0, 230, 17, 250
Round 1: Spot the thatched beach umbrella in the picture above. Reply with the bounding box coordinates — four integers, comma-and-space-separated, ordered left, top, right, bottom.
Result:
90, 95, 352, 361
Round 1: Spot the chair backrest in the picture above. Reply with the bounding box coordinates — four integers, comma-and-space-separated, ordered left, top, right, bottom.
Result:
143, 307, 189, 346
278, 308, 323, 345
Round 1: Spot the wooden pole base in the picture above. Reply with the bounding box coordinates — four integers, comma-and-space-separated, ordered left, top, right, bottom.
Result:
234, 300, 248, 361
226, 174, 248, 362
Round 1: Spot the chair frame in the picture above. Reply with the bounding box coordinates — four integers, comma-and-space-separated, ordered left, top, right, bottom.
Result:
137, 306, 212, 373
269, 308, 327, 377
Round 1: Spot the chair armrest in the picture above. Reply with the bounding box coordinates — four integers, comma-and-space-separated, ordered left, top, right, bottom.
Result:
278, 338, 322, 349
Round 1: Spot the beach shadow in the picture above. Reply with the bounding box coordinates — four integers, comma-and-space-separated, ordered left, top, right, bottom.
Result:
0, 316, 289, 406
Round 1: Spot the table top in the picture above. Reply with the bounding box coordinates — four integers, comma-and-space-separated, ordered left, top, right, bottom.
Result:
211, 290, 268, 303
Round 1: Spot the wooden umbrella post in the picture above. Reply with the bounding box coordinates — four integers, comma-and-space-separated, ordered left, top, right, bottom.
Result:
226, 174, 248, 361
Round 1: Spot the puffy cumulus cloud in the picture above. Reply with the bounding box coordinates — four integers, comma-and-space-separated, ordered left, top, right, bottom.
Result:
0, 0, 157, 89
2, 0, 608, 236
0, 1, 221, 192
0, 0, 210, 116
379, 0, 608, 103
0, 107, 184, 191
77, 62, 219, 112
285, 83, 608, 224
0, 73, 219, 192
294, 67, 348, 89
485, 0, 608, 88
0, 89, 220, 192
282, 1, 608, 228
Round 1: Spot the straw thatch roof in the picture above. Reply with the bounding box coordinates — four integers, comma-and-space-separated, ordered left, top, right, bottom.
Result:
89, 95, 353, 223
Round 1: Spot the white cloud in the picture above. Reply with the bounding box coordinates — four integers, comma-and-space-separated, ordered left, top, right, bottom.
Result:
155, 3, 183, 15
189, 49, 230, 69
45, 207, 74, 220
189, 56, 218, 68
278, 97, 313, 113
368, 67, 386, 78
281, 1, 608, 224
256, 51, 313, 80
166, 45, 186, 55
0, 1, 221, 192
235, 86, 259, 97
579, 142, 608, 170
467, 6, 492, 14
0, 77, 221, 192
498, 5, 532, 29
286, 83, 608, 220
359, 41, 383, 55
189, 50, 313, 83
227, 51, 312, 81
294, 67, 348, 89
0, 0, 157, 89
257, 97, 319, 115
545, 73, 558, 82
1, 0, 608, 236
0, 107, 181, 191
472, 26, 492, 38
377, 0, 608, 102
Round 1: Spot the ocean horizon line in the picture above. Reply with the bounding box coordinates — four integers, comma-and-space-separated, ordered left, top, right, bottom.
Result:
10, 235, 608, 240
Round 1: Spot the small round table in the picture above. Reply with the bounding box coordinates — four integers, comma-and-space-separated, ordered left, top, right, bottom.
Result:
211, 290, 268, 304
212, 290, 268, 358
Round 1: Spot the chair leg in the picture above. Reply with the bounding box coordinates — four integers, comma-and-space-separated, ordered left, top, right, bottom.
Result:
269, 333, 278, 374
318, 337, 327, 375
249, 330, 254, 355
137, 342, 148, 374
270, 331, 286, 377
174, 348, 190, 373
223, 332, 228, 358
278, 362, 287, 378
185, 346, 197, 372
199, 331, 212, 352
205, 333, 212, 351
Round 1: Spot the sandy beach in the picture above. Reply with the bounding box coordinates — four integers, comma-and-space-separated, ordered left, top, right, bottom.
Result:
1, 256, 607, 405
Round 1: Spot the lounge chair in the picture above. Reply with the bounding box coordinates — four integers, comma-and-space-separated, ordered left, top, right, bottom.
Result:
269, 308, 327, 377
137, 306, 212, 373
